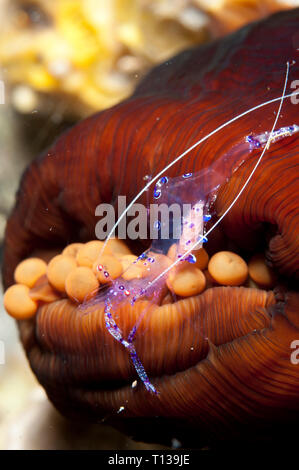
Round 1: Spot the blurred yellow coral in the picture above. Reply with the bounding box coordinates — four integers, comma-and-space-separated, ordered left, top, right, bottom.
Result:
0, 0, 295, 116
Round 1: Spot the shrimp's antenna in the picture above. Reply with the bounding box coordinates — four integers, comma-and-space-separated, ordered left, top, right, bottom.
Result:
144, 61, 291, 292
100, 84, 298, 256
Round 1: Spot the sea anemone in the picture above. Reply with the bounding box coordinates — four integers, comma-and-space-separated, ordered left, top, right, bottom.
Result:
2, 9, 299, 447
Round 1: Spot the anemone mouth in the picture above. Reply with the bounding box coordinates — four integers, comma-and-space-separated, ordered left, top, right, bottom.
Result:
13, 222, 290, 394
